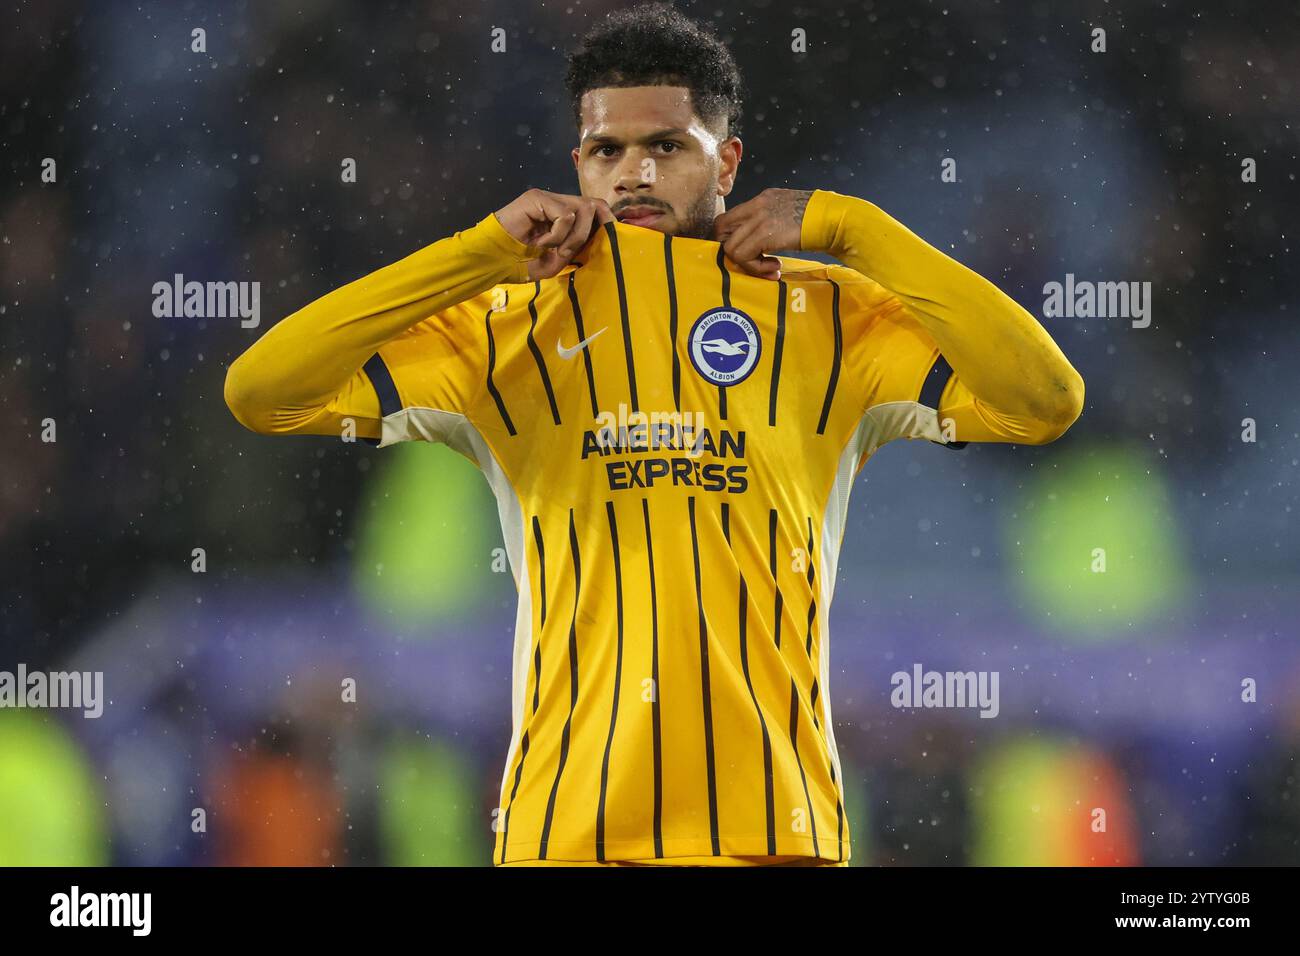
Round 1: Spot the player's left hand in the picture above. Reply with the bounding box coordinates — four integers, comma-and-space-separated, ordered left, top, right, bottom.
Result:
712, 188, 815, 281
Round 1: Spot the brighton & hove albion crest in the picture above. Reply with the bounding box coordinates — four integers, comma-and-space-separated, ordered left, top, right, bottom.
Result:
687, 307, 761, 386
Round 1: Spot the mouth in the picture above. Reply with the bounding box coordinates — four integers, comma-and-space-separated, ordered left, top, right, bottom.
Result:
615, 205, 667, 228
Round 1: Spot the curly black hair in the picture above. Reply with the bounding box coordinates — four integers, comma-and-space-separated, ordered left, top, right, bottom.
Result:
564, 2, 744, 140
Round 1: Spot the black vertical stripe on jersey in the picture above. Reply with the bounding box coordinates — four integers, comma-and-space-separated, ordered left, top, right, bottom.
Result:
604, 222, 639, 410
768, 280, 787, 426
498, 515, 547, 864
771, 508, 820, 855
538, 510, 582, 860
361, 352, 402, 417
809, 676, 821, 729
499, 714, 532, 865
920, 352, 969, 449
715, 246, 731, 420
815, 279, 843, 435
804, 516, 817, 656
663, 235, 681, 412
789, 681, 821, 858
532, 515, 548, 631
687, 496, 721, 855
641, 498, 665, 858
525, 281, 561, 425
567, 271, 600, 418
722, 502, 777, 855
595, 501, 627, 862
768, 510, 783, 650
804, 520, 822, 741
809, 680, 847, 862
485, 303, 516, 436
804, 515, 847, 863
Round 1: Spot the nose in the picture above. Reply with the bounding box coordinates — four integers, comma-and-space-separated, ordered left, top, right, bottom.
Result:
613, 149, 655, 196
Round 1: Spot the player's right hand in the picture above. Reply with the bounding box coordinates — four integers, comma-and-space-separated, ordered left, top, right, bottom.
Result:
493, 189, 614, 280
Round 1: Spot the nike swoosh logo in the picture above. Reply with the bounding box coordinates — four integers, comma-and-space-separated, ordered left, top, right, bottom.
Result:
556, 326, 607, 360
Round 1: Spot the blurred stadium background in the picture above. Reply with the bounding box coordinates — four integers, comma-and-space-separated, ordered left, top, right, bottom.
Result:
2, 0, 1298, 866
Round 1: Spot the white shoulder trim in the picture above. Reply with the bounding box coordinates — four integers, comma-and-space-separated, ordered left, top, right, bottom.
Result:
379, 406, 478, 456
857, 400, 955, 467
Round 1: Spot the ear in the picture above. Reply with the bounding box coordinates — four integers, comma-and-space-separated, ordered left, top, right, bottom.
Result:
571, 146, 581, 171
716, 137, 743, 197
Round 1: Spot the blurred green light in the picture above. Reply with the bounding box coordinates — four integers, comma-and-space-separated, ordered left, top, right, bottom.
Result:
353, 444, 500, 629
1006, 444, 1188, 639
969, 735, 1138, 865
377, 734, 484, 866
0, 712, 108, 865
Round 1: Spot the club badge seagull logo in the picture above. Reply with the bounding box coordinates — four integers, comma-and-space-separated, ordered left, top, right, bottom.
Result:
556, 326, 607, 359
687, 306, 761, 385
698, 338, 749, 357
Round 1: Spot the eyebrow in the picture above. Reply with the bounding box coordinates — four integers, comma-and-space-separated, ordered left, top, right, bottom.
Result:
582, 127, 691, 146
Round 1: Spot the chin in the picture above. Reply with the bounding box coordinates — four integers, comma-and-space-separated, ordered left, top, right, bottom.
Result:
667, 218, 712, 240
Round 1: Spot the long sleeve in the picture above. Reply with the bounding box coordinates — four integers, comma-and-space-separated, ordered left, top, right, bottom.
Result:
800, 189, 1084, 443
223, 211, 535, 438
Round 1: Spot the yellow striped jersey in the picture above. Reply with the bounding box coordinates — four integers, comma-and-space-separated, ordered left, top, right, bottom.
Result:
367, 203, 975, 868
225, 189, 1065, 866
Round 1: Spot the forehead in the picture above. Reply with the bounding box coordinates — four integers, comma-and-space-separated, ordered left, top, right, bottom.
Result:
578, 85, 704, 136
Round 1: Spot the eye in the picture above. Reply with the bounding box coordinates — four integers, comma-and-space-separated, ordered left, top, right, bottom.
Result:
657, 141, 680, 153
594, 145, 619, 157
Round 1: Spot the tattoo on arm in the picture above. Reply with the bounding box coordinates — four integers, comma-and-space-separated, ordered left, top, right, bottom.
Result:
782, 189, 814, 229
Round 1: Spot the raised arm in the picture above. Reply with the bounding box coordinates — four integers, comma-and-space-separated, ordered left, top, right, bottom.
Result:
799, 189, 1084, 441
223, 190, 612, 438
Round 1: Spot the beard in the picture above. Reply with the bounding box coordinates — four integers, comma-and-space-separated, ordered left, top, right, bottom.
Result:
672, 188, 722, 240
